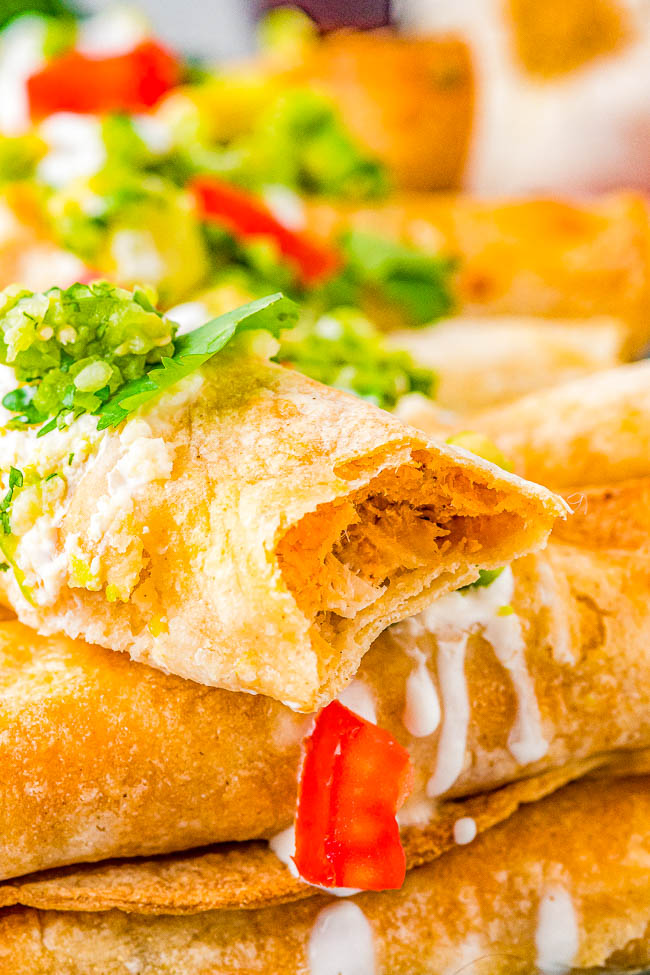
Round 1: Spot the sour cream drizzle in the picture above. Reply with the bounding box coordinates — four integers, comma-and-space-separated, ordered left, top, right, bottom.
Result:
535, 557, 575, 665
535, 886, 579, 975
269, 823, 361, 898
416, 567, 547, 796
308, 902, 376, 975
427, 631, 471, 796
453, 816, 477, 845
402, 647, 440, 738
338, 679, 377, 725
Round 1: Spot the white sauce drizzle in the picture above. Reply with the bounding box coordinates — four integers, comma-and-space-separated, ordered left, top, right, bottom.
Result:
268, 824, 299, 879
427, 632, 471, 796
402, 647, 440, 738
481, 572, 548, 766
338, 679, 377, 724
268, 824, 361, 898
416, 567, 547, 797
308, 902, 376, 975
535, 886, 579, 975
396, 795, 436, 828
453, 816, 477, 845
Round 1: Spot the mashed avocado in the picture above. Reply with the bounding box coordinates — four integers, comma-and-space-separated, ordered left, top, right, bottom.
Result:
0, 281, 175, 429
276, 307, 436, 410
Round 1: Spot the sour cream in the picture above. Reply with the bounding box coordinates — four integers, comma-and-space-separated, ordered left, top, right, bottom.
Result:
308, 902, 376, 975
535, 886, 579, 975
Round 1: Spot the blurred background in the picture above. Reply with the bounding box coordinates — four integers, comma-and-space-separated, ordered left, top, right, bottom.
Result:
5, 0, 647, 193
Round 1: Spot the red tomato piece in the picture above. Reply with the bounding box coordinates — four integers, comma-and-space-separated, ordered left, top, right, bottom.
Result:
190, 175, 341, 286
294, 700, 413, 891
27, 41, 181, 118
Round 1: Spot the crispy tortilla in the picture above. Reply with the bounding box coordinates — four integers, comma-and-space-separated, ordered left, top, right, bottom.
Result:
1, 478, 649, 882
2, 776, 650, 973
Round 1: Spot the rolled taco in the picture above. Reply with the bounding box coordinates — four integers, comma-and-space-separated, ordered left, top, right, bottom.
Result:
474, 360, 650, 489
390, 314, 626, 412
1, 775, 649, 973
305, 192, 650, 354
0, 283, 563, 711
0, 476, 646, 882
278, 31, 474, 192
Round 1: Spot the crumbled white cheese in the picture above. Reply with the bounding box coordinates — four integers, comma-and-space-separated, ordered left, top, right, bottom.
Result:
37, 114, 107, 188
88, 433, 173, 545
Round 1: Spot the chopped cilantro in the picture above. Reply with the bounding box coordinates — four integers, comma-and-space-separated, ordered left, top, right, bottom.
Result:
275, 307, 436, 410
0, 562, 9, 572
68, 452, 74, 465
460, 568, 504, 592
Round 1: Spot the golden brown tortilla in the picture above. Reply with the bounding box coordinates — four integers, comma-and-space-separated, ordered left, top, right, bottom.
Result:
2, 775, 650, 973
0, 755, 607, 915
390, 314, 626, 412
474, 360, 650, 489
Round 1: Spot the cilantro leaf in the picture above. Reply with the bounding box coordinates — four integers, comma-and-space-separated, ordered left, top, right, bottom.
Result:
97, 292, 298, 430
2, 385, 47, 427
0, 466, 23, 535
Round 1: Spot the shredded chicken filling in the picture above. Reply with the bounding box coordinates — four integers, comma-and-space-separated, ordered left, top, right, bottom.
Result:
277, 460, 512, 629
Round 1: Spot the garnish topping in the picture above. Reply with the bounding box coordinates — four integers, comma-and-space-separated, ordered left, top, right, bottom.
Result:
294, 700, 413, 891
460, 567, 504, 592
0, 282, 298, 434
276, 307, 435, 410
97, 291, 297, 429
333, 230, 456, 327
26, 40, 181, 118
191, 175, 341, 286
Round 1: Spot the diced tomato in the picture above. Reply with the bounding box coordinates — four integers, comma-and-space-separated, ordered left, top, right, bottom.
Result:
27, 41, 181, 118
294, 700, 413, 891
190, 175, 341, 286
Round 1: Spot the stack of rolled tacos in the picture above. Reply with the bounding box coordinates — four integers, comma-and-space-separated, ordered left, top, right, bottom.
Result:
0, 276, 649, 974
0, 8, 649, 972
